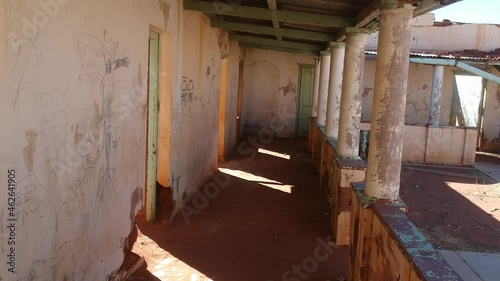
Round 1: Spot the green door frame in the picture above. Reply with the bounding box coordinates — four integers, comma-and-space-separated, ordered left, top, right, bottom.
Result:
146, 31, 159, 222
296, 64, 314, 137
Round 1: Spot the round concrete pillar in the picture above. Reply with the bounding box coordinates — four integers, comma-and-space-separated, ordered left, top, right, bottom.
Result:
365, 5, 414, 200
337, 33, 367, 157
311, 56, 321, 118
316, 51, 331, 125
428, 65, 444, 126
325, 42, 346, 138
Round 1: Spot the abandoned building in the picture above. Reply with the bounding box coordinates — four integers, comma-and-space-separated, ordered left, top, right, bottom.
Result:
1, 0, 500, 280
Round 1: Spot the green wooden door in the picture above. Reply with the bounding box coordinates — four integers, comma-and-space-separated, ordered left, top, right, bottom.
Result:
146, 31, 159, 222
297, 67, 314, 137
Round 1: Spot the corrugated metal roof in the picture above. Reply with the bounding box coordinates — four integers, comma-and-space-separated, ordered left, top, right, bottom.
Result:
366, 49, 500, 61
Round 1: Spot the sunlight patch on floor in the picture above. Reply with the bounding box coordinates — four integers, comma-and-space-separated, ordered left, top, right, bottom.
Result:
219, 168, 293, 193
257, 148, 291, 160
132, 229, 214, 281
445, 181, 500, 221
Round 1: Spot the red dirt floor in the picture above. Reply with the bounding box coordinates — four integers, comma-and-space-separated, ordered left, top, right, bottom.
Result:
400, 153, 500, 253
126, 138, 348, 281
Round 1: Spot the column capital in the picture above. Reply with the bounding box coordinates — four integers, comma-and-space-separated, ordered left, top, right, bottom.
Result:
378, 0, 415, 11
329, 42, 345, 49
320, 50, 331, 56
339, 27, 371, 39
314, 56, 320, 62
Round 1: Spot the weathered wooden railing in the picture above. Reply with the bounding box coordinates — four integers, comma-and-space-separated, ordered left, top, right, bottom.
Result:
308, 120, 464, 281
349, 183, 463, 281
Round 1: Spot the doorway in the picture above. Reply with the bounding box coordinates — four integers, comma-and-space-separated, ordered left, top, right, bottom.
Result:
218, 55, 229, 161
145, 31, 159, 222
450, 73, 485, 127
236, 60, 244, 141
296, 65, 314, 137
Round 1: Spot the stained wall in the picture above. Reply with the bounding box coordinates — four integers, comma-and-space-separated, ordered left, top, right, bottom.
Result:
0, 0, 237, 280
242, 48, 314, 138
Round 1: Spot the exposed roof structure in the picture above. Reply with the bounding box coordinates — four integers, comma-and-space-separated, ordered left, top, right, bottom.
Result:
184, 0, 462, 56
366, 49, 500, 62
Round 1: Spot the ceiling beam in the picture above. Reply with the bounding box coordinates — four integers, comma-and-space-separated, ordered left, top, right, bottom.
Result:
410, 58, 500, 85
355, 1, 380, 29
230, 35, 323, 52
336, 1, 379, 41
184, 0, 354, 27
266, 0, 282, 40
211, 20, 336, 42
239, 42, 318, 56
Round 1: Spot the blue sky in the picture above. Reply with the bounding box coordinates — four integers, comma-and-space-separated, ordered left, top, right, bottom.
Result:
432, 0, 500, 24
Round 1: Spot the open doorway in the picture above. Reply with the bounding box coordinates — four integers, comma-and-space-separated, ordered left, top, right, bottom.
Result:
296, 64, 314, 137
218, 55, 229, 161
236, 60, 244, 141
144, 27, 172, 223
145, 31, 159, 222
450, 73, 485, 127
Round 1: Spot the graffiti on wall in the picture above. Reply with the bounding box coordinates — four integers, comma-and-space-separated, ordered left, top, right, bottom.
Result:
2, 3, 40, 108
181, 76, 194, 105
406, 84, 430, 123
73, 30, 130, 215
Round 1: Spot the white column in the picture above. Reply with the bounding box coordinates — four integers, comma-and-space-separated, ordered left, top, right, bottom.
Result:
365, 4, 414, 200
316, 51, 331, 125
325, 42, 346, 138
337, 33, 367, 157
428, 65, 444, 126
311, 56, 321, 118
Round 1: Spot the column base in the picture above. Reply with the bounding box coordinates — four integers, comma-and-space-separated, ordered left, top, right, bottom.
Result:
331, 158, 366, 246
308, 117, 315, 152
320, 137, 337, 195
311, 124, 325, 170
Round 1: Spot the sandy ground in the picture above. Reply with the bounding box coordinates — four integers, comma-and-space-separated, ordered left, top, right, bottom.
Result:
126, 138, 348, 281
400, 154, 500, 253
123, 139, 500, 280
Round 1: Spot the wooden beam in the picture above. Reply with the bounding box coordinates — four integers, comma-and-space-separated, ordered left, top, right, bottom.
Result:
409, 58, 500, 85
337, 27, 371, 42
266, 0, 282, 40
336, 1, 379, 41
239, 42, 318, 56
355, 1, 380, 28
230, 34, 323, 52
184, 0, 354, 27
211, 20, 336, 42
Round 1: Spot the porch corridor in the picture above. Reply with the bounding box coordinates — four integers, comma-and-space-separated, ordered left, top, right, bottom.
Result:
129, 139, 349, 281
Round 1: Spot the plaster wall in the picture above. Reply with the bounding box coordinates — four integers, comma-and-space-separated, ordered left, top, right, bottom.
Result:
361, 61, 440, 125
171, 11, 232, 215
0, 1, 234, 280
365, 21, 500, 148
242, 48, 314, 138
367, 23, 500, 52
482, 68, 500, 152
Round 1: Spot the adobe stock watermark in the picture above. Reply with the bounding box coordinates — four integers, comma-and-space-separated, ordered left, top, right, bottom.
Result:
8, 0, 72, 51
180, 106, 295, 223
272, 235, 336, 281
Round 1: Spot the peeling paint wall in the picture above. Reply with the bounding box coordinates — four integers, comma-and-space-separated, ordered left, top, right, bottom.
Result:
367, 22, 500, 52
169, 11, 237, 216
0, 0, 237, 280
362, 61, 435, 125
242, 49, 313, 138
482, 68, 500, 152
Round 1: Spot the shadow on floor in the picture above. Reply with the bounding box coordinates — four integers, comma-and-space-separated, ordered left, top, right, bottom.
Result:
130, 138, 348, 281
